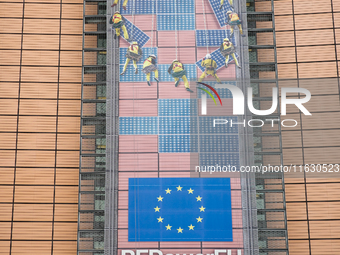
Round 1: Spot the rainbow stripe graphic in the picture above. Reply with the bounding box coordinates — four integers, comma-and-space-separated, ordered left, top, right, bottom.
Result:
197, 82, 223, 106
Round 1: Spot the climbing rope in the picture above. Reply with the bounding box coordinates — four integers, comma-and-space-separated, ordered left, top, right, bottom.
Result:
151, 0, 155, 53
223, 5, 229, 39
201, 0, 210, 54
131, 0, 136, 41
174, 0, 178, 59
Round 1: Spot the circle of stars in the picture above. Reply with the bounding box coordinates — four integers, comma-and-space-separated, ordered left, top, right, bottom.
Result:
153, 185, 205, 234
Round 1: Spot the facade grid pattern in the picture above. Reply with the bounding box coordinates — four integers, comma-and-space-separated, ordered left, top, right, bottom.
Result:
0, 0, 83, 254
272, 0, 340, 254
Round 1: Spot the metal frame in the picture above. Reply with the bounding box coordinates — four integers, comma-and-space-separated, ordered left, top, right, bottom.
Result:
76, 0, 291, 254
246, 0, 289, 253
78, 0, 107, 254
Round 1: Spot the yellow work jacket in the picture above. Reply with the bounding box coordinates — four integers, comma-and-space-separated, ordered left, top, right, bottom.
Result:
223, 42, 234, 50
172, 62, 184, 72
229, 13, 239, 21
143, 57, 156, 68
112, 13, 122, 24
128, 45, 139, 54
201, 59, 217, 70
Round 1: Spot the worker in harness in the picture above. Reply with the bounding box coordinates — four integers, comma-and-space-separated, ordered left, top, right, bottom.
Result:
226, 11, 244, 37
143, 54, 159, 86
220, 0, 233, 9
198, 54, 222, 83
121, 41, 143, 75
220, 38, 241, 69
168, 60, 193, 93
111, 0, 129, 10
109, 11, 129, 40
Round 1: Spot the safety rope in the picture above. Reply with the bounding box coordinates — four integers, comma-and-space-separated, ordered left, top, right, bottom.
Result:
151, 0, 155, 53
222, 4, 229, 39
201, 0, 209, 54
131, 0, 136, 41
174, 0, 178, 59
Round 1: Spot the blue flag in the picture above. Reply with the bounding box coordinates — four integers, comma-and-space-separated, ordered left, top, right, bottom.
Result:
128, 178, 233, 242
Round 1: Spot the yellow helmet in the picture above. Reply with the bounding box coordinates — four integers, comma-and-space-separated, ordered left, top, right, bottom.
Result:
115, 11, 120, 14
132, 41, 138, 45
224, 38, 230, 42
227, 11, 233, 14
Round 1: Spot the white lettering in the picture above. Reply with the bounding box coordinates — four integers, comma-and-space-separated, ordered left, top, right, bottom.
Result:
248, 119, 264, 127
248, 87, 278, 115
281, 119, 298, 127
122, 251, 135, 255
150, 250, 163, 255
230, 119, 246, 127
214, 250, 227, 255
213, 119, 228, 127
137, 250, 149, 255
281, 88, 311, 115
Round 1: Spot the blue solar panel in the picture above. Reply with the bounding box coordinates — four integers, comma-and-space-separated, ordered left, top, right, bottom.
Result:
199, 135, 239, 152
199, 116, 238, 134
157, 0, 195, 14
122, 17, 150, 47
119, 47, 157, 65
120, 0, 156, 15
159, 117, 198, 134
208, 0, 233, 28
159, 135, 198, 153
119, 117, 158, 134
196, 30, 235, 47
157, 14, 195, 30
199, 153, 240, 168
158, 99, 197, 116
196, 48, 239, 72
196, 81, 237, 98
158, 64, 197, 82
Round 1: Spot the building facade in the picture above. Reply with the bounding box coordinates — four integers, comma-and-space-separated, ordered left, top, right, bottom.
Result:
1, 0, 340, 254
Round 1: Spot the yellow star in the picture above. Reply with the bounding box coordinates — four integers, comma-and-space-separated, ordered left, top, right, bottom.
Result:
177, 227, 183, 233
165, 188, 171, 194
157, 196, 163, 202
177, 185, 182, 191
199, 206, 205, 212
188, 224, 195, 230
196, 216, 203, 222
196, 196, 202, 201
166, 224, 172, 230
157, 217, 163, 223
188, 188, 194, 194
154, 206, 160, 212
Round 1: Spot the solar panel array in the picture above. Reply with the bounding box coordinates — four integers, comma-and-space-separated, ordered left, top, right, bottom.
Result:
120, 0, 156, 15
118, 0, 241, 163
159, 135, 198, 153
196, 29, 235, 47
208, 0, 233, 27
157, 14, 196, 30
158, 99, 197, 116
122, 17, 150, 46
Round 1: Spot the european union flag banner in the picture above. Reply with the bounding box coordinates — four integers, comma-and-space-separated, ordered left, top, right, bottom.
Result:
129, 178, 232, 241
